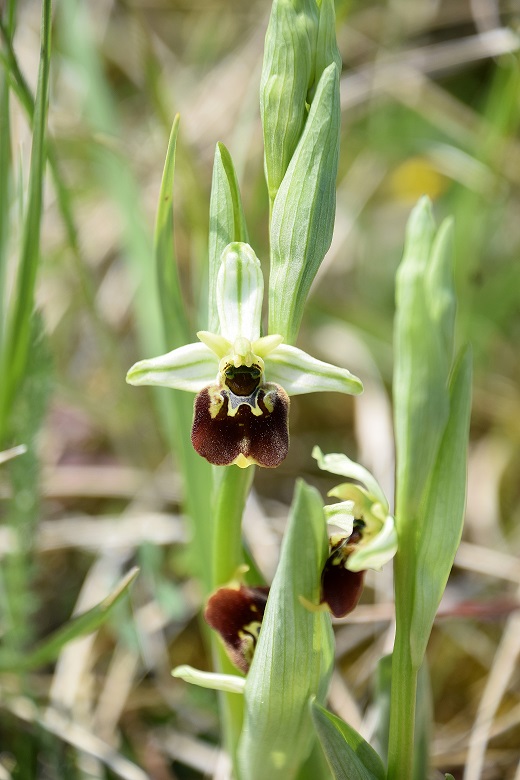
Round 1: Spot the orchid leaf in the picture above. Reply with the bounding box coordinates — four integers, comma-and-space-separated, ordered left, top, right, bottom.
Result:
268, 63, 340, 344
410, 347, 472, 667
393, 198, 455, 521
260, 0, 318, 203
208, 143, 249, 332
238, 480, 334, 780
311, 700, 386, 780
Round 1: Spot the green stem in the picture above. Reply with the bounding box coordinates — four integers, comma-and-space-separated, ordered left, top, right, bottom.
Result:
387, 528, 418, 780
212, 465, 254, 586
211, 464, 255, 768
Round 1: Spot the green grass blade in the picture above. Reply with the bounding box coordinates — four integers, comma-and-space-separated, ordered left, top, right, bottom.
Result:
0, 55, 10, 338
0, 0, 51, 443
311, 700, 386, 780
0, 568, 139, 672
152, 113, 214, 589
155, 114, 190, 348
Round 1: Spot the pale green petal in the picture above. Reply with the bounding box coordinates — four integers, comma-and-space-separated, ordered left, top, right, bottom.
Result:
126, 342, 217, 392
347, 515, 397, 573
217, 242, 264, 343
172, 665, 245, 694
253, 334, 284, 357
324, 501, 354, 536
265, 345, 363, 397
197, 330, 232, 358
313, 447, 388, 510
328, 483, 374, 515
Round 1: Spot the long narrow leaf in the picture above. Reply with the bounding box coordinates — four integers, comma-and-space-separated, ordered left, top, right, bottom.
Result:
268, 63, 340, 344
0, 0, 51, 443
238, 480, 334, 780
0, 19, 12, 338
393, 199, 455, 521
410, 347, 472, 666
0, 568, 139, 672
311, 701, 386, 780
207, 142, 249, 331
154, 114, 190, 348
260, 0, 318, 203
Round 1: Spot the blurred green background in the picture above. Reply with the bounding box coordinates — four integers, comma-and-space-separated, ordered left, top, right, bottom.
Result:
1, 1, 520, 778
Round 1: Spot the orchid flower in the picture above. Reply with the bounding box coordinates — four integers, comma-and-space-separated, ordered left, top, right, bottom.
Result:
313, 446, 398, 617
127, 243, 362, 468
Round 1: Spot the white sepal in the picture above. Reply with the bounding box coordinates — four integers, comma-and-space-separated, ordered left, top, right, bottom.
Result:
313, 446, 388, 510
346, 515, 398, 572
217, 242, 264, 343
265, 344, 363, 397
324, 501, 355, 536
172, 665, 245, 694
126, 341, 217, 392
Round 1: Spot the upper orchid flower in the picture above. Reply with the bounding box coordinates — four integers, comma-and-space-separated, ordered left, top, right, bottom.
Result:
127, 242, 362, 468
313, 446, 398, 617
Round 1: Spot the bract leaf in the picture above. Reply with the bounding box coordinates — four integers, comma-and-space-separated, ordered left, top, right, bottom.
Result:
311, 700, 386, 780
265, 344, 362, 396
310, 0, 342, 101
208, 143, 249, 332
126, 341, 217, 392
216, 242, 264, 343
268, 63, 340, 344
409, 347, 472, 667
238, 480, 334, 780
260, 0, 318, 203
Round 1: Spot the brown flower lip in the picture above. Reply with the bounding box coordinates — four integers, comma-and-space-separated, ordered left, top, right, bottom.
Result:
320, 522, 366, 618
204, 584, 270, 673
191, 373, 289, 468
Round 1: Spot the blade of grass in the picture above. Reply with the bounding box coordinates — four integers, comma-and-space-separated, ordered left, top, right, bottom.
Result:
153, 113, 213, 588
57, 0, 213, 589
0, 568, 139, 672
0, 0, 51, 444
155, 114, 190, 349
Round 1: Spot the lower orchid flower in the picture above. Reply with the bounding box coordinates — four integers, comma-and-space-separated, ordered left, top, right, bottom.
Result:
127, 242, 363, 468
313, 446, 398, 617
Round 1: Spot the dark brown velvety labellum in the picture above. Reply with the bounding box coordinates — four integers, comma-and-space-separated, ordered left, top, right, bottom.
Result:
321, 561, 365, 618
204, 584, 270, 673
191, 382, 289, 467
320, 527, 366, 618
